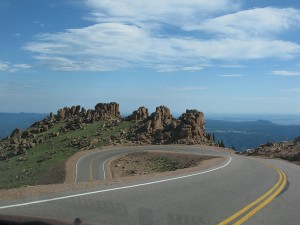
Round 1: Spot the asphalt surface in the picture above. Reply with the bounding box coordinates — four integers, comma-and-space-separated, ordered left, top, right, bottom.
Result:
0, 145, 299, 225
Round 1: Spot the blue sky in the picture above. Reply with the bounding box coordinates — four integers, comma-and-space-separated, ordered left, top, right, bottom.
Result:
1, 0, 300, 115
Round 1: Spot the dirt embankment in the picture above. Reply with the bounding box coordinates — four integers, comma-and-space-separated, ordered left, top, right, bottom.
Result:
107, 151, 222, 179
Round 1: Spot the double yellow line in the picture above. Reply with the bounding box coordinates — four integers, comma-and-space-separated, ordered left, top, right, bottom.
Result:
218, 167, 287, 225
90, 157, 96, 181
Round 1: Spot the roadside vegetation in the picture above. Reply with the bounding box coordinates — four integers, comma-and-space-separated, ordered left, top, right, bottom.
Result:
0, 120, 136, 189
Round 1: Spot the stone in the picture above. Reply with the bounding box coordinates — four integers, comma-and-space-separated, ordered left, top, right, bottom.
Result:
10, 139, 19, 145
29, 142, 36, 148
90, 139, 98, 146
49, 112, 55, 121
127, 107, 149, 121
131, 106, 209, 145
143, 106, 173, 133
94, 102, 120, 119
57, 108, 67, 121
10, 128, 22, 138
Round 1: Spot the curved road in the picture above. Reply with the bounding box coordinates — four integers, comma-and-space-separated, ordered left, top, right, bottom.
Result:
0, 145, 299, 225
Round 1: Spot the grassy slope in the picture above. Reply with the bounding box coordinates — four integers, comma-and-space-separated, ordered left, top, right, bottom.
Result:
0, 120, 136, 189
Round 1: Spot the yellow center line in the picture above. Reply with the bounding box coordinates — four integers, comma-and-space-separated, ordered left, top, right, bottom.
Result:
233, 169, 287, 225
90, 157, 96, 181
218, 167, 286, 225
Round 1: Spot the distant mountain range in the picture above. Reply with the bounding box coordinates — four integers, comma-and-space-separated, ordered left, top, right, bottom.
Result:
205, 119, 300, 151
1, 112, 299, 152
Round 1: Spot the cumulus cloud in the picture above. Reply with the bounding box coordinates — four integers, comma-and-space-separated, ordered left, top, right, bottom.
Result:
23, 1, 300, 72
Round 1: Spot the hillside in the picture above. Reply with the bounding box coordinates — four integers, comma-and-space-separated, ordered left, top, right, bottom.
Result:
206, 119, 300, 151
242, 136, 300, 165
0, 113, 47, 140
0, 102, 214, 189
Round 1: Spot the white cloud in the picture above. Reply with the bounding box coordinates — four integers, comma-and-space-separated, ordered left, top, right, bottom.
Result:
218, 74, 243, 77
219, 64, 245, 68
0, 61, 31, 72
277, 88, 300, 93
33, 20, 45, 27
184, 7, 300, 38
24, 22, 300, 71
272, 70, 300, 76
23, 1, 300, 72
86, 0, 241, 26
157, 65, 203, 73
13, 64, 31, 69
34, 55, 127, 71
0, 61, 9, 71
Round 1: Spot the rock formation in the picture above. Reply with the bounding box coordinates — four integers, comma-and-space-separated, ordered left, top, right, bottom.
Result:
127, 106, 213, 145
243, 137, 300, 165
10, 128, 22, 138
145, 106, 174, 133
173, 109, 206, 144
0, 102, 215, 161
0, 102, 122, 159
126, 107, 148, 121
95, 102, 120, 119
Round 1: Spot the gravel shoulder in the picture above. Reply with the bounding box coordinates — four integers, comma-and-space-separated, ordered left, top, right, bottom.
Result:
0, 145, 230, 200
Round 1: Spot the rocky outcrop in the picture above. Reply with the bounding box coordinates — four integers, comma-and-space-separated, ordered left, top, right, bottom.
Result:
173, 109, 206, 144
95, 102, 120, 119
127, 106, 213, 145
57, 105, 81, 121
54, 102, 120, 123
243, 136, 300, 165
145, 106, 174, 133
10, 128, 22, 138
0, 102, 122, 160
0, 102, 215, 161
126, 107, 149, 121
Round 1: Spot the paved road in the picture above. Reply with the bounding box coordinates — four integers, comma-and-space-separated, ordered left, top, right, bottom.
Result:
0, 145, 299, 225
75, 145, 230, 182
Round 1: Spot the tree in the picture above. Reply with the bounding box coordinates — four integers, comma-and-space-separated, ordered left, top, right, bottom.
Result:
218, 140, 225, 148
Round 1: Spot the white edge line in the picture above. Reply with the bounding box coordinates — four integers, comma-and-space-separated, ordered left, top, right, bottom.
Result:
0, 157, 232, 210
102, 158, 110, 180
75, 153, 95, 183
